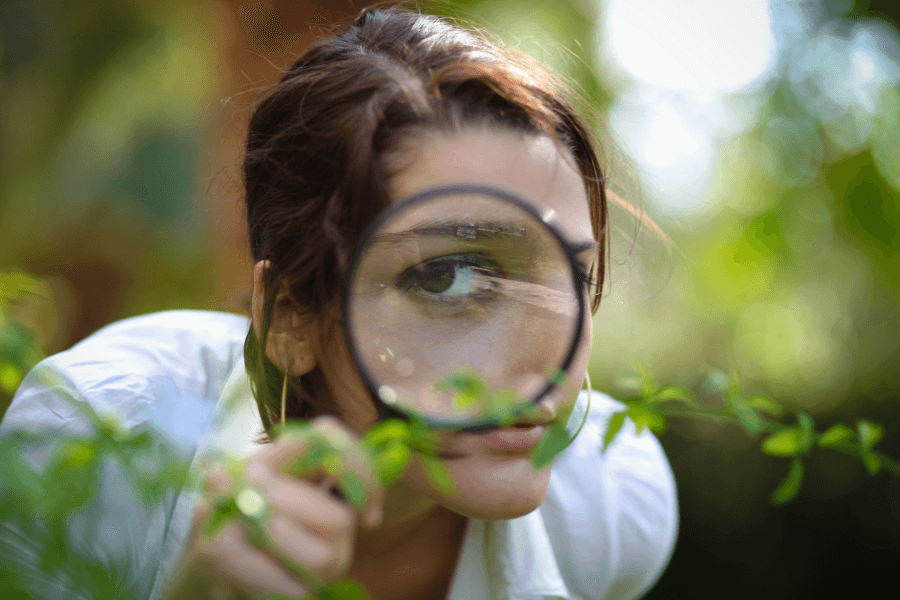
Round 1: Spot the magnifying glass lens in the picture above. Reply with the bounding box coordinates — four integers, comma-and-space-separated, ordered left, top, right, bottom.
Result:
346, 188, 582, 427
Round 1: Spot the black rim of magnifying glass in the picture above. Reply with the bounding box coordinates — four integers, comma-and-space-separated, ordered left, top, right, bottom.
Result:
342, 182, 588, 431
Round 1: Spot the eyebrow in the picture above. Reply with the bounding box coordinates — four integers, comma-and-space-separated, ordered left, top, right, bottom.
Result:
371, 219, 528, 247
372, 219, 599, 259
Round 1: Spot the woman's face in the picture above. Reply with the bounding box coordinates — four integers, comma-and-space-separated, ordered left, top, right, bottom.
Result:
318, 126, 597, 520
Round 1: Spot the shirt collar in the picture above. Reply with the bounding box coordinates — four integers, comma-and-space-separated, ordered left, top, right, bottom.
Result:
447, 512, 570, 600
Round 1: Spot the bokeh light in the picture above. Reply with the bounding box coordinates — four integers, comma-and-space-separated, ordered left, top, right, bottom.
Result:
604, 0, 778, 93
598, 0, 900, 217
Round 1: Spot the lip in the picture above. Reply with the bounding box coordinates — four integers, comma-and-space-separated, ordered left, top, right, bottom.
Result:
469, 424, 547, 451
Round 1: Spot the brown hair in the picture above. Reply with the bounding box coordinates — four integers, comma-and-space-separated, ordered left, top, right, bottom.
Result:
243, 4, 609, 434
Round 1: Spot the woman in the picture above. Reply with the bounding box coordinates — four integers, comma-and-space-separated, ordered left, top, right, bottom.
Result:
1, 5, 677, 600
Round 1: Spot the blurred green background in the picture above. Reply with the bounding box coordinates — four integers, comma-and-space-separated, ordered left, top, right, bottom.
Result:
1, 0, 898, 598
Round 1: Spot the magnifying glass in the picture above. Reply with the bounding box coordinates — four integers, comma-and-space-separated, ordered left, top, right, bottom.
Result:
343, 183, 587, 430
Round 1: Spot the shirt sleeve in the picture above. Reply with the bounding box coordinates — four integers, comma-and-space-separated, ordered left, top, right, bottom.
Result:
541, 390, 679, 600
0, 310, 250, 600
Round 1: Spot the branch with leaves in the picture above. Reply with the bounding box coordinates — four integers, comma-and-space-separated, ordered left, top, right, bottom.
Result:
606, 364, 899, 503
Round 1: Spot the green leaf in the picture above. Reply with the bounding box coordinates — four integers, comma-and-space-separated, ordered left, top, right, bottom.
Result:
602, 411, 628, 452
204, 498, 240, 538
405, 420, 440, 455
338, 470, 368, 509
51, 440, 98, 470
119, 428, 155, 451
530, 424, 571, 469
320, 579, 373, 600
626, 405, 666, 435
772, 458, 804, 504
364, 419, 411, 450
321, 453, 344, 477
623, 361, 657, 399
797, 411, 815, 453
744, 394, 785, 418
0, 362, 23, 393
0, 459, 44, 506
862, 450, 881, 475
818, 423, 854, 447
39, 442, 101, 518
648, 384, 696, 406
761, 428, 802, 457
488, 387, 522, 424
436, 367, 488, 410
287, 439, 331, 477
420, 455, 454, 494
732, 401, 765, 436
372, 442, 411, 485
857, 420, 883, 450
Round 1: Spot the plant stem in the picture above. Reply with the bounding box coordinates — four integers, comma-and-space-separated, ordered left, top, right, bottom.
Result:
649, 404, 900, 478
649, 405, 786, 433
648, 406, 737, 423
245, 520, 326, 596
822, 443, 900, 479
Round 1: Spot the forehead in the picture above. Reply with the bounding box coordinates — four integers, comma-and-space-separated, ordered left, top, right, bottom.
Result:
387, 128, 594, 246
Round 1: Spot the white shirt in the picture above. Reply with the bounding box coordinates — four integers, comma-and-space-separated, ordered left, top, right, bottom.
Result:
1, 310, 678, 600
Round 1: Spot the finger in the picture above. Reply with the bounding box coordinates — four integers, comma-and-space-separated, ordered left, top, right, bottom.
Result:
258, 474, 356, 540
250, 429, 314, 474
209, 521, 310, 599
266, 512, 354, 582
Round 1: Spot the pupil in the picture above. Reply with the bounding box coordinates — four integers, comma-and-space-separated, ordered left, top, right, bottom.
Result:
419, 263, 456, 293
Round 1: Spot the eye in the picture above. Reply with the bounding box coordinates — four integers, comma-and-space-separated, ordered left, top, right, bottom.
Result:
396, 253, 502, 313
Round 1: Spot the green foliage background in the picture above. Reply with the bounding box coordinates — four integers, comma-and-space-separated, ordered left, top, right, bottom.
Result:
1, 0, 899, 598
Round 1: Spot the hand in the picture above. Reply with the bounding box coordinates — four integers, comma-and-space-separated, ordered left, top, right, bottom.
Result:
165, 415, 384, 600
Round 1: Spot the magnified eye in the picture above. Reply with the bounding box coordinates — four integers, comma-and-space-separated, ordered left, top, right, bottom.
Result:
396, 253, 502, 312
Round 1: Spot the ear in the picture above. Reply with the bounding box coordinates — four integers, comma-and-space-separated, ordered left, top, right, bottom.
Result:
251, 260, 317, 377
